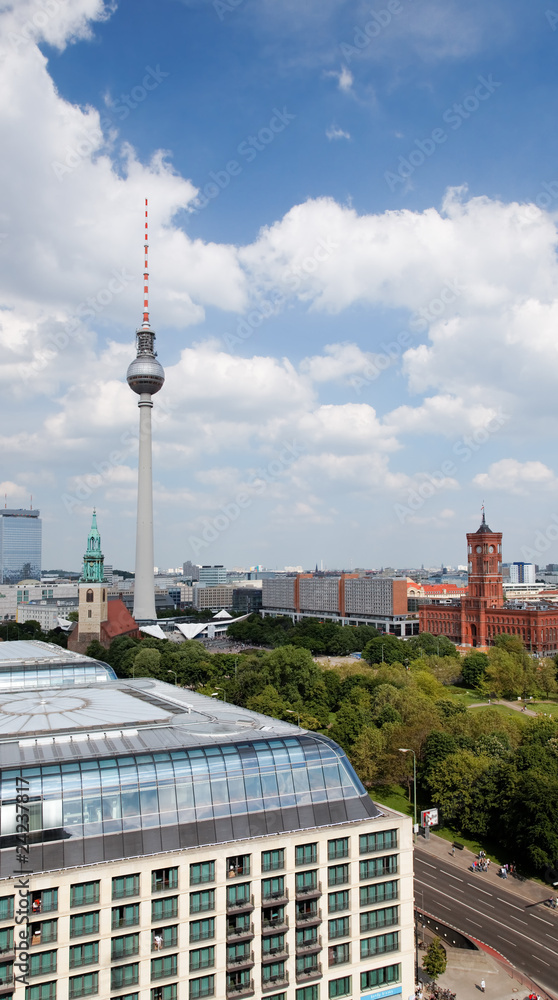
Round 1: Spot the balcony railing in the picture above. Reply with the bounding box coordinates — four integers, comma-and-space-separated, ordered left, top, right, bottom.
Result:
261, 945, 289, 963
226, 981, 254, 999
296, 963, 322, 983
227, 951, 255, 970
261, 889, 289, 906
296, 935, 321, 954
261, 916, 289, 934
295, 881, 322, 899
261, 974, 289, 993
227, 923, 254, 941
226, 895, 254, 913
295, 908, 322, 926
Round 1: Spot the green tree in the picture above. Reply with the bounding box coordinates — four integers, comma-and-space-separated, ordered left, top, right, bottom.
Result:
67, 610, 79, 622
362, 635, 407, 665
427, 750, 493, 831
407, 632, 458, 658
461, 651, 489, 688
349, 726, 385, 786
133, 647, 161, 676
422, 937, 447, 981
534, 658, 558, 699
247, 685, 288, 719
85, 640, 109, 662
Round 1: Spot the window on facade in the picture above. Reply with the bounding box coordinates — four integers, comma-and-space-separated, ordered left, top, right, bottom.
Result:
0, 927, 13, 952
262, 876, 285, 901
191, 890, 216, 914
263, 932, 286, 955
190, 918, 215, 943
295, 844, 317, 867
227, 940, 252, 963
86, 590, 93, 602
328, 977, 351, 999
263, 904, 286, 927
295, 870, 318, 893
360, 830, 398, 854
262, 960, 286, 983
112, 904, 140, 930
111, 965, 139, 990
227, 854, 250, 877
296, 927, 317, 948
151, 987, 177, 1000
112, 875, 140, 900
227, 912, 251, 936
151, 926, 177, 951
30, 890, 57, 914
226, 883, 250, 907
152, 897, 178, 922
296, 954, 319, 975
328, 917, 349, 940
111, 935, 139, 961
152, 868, 178, 893
360, 931, 399, 959
25, 984, 56, 1000
68, 973, 99, 999
327, 866, 348, 888
151, 955, 177, 980
360, 881, 398, 907
189, 946, 214, 972
227, 970, 252, 992
190, 862, 215, 885
70, 882, 99, 908
70, 912, 98, 938
0, 897, 14, 922
360, 857, 398, 881
360, 964, 401, 991
327, 838, 349, 861
69, 942, 99, 968
29, 951, 56, 977
31, 919, 57, 945
327, 891, 349, 913
360, 906, 399, 933
262, 849, 285, 872
189, 975, 214, 999
296, 988, 319, 1000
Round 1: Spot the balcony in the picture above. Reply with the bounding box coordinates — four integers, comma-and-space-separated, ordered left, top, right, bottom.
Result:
227, 923, 254, 942
295, 881, 322, 900
0, 976, 14, 996
296, 963, 322, 983
226, 895, 254, 914
226, 980, 254, 999
227, 952, 255, 971
261, 975, 289, 993
261, 889, 289, 907
296, 935, 322, 955
295, 908, 322, 927
261, 916, 289, 935
261, 945, 289, 963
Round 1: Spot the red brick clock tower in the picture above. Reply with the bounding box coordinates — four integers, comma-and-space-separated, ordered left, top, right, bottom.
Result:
461, 512, 503, 646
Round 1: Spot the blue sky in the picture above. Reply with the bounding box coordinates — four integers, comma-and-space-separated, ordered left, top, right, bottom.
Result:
2, 0, 558, 573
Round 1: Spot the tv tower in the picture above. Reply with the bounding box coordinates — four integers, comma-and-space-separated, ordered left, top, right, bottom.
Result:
127, 199, 165, 621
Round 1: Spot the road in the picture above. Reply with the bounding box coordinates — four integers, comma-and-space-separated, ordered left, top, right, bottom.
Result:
414, 847, 558, 996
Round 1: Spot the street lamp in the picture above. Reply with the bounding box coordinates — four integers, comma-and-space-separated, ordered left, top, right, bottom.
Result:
211, 687, 224, 700
380, 644, 385, 663
399, 748, 417, 835
167, 670, 178, 685
286, 709, 301, 726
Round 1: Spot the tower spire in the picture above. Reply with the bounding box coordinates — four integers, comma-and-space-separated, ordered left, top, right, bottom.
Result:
143, 197, 149, 327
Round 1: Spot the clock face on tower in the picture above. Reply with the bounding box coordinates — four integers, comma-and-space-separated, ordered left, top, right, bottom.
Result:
489, 545, 494, 553
476, 545, 482, 553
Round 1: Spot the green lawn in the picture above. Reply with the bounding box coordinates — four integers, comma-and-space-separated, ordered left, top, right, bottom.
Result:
368, 785, 413, 817
528, 701, 558, 718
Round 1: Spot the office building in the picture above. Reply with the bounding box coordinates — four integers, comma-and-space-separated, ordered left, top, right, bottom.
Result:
0, 508, 42, 584
0, 642, 414, 1000
199, 566, 227, 587
183, 562, 200, 582
503, 562, 536, 585
193, 584, 234, 611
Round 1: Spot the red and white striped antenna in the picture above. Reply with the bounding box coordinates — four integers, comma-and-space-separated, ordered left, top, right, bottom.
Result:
143, 197, 149, 327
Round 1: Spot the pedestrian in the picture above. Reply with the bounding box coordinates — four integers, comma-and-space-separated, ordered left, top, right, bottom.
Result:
480, 980, 485, 993
451, 846, 455, 857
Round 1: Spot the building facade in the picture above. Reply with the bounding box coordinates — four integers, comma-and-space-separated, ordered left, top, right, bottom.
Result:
193, 585, 234, 611
0, 650, 414, 1000
0, 509, 42, 584
199, 566, 227, 587
419, 514, 558, 652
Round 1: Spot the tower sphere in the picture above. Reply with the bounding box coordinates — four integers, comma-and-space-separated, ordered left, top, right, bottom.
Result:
126, 324, 165, 395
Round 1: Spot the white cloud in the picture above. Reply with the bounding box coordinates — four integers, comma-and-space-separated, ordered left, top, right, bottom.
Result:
326, 125, 351, 141
325, 66, 354, 92
473, 460, 558, 495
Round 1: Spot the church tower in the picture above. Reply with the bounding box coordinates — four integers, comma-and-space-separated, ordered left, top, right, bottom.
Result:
461, 511, 503, 646
76, 509, 108, 647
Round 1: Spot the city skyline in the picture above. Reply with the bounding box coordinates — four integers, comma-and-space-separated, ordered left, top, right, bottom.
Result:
2, 2, 558, 571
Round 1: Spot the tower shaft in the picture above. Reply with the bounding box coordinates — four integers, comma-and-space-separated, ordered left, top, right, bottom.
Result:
133, 395, 156, 620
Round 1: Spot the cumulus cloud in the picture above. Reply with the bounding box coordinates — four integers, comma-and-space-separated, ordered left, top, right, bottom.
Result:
326, 125, 351, 141
473, 460, 558, 495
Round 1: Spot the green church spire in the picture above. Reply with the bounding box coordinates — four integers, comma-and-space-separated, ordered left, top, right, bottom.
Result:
81, 509, 105, 583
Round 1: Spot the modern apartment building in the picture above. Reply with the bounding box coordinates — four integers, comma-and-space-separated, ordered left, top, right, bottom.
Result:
0, 509, 42, 585
193, 585, 234, 610
262, 576, 417, 637
0, 642, 414, 1000
198, 566, 227, 587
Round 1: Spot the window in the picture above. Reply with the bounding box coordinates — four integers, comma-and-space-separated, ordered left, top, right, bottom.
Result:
152, 868, 178, 893
26, 984, 56, 1000
328, 943, 349, 966
296, 870, 318, 894
226, 883, 250, 908
360, 931, 399, 959
262, 960, 286, 983
112, 875, 140, 900
31, 919, 57, 945
70, 912, 98, 938
151, 926, 177, 951
227, 854, 250, 877
328, 866, 348, 888
86, 590, 93, 602
227, 912, 251, 936
113, 995, 138, 1000
262, 849, 285, 872
360, 856, 398, 880
191, 890, 215, 914
189, 946, 214, 971
263, 933, 286, 955
189, 975, 214, 999
295, 844, 317, 867
296, 954, 319, 976
111, 935, 139, 960
327, 838, 348, 861
360, 964, 401, 990
0, 927, 13, 951
264, 905, 286, 928
30, 890, 57, 913
113, 904, 140, 930
111, 964, 139, 990
328, 977, 351, 999
69, 941, 99, 968
69, 973, 99, 999
262, 876, 285, 902
227, 970, 251, 993
190, 918, 215, 942
151, 955, 177, 980
296, 988, 319, 1000
328, 891, 349, 913
360, 830, 398, 854
359, 881, 398, 907
296, 927, 317, 948
360, 906, 399, 933
228, 940, 252, 962
70, 882, 99, 907
190, 862, 215, 885
29, 951, 56, 977
0, 897, 14, 922
152, 897, 178, 921
328, 917, 349, 940
151, 987, 177, 1000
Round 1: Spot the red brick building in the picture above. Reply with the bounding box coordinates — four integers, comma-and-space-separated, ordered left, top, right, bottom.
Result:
419, 514, 558, 653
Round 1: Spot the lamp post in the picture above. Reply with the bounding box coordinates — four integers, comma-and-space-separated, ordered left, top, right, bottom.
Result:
167, 670, 177, 685
211, 688, 224, 700
399, 748, 417, 836
286, 709, 301, 726
380, 644, 385, 663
